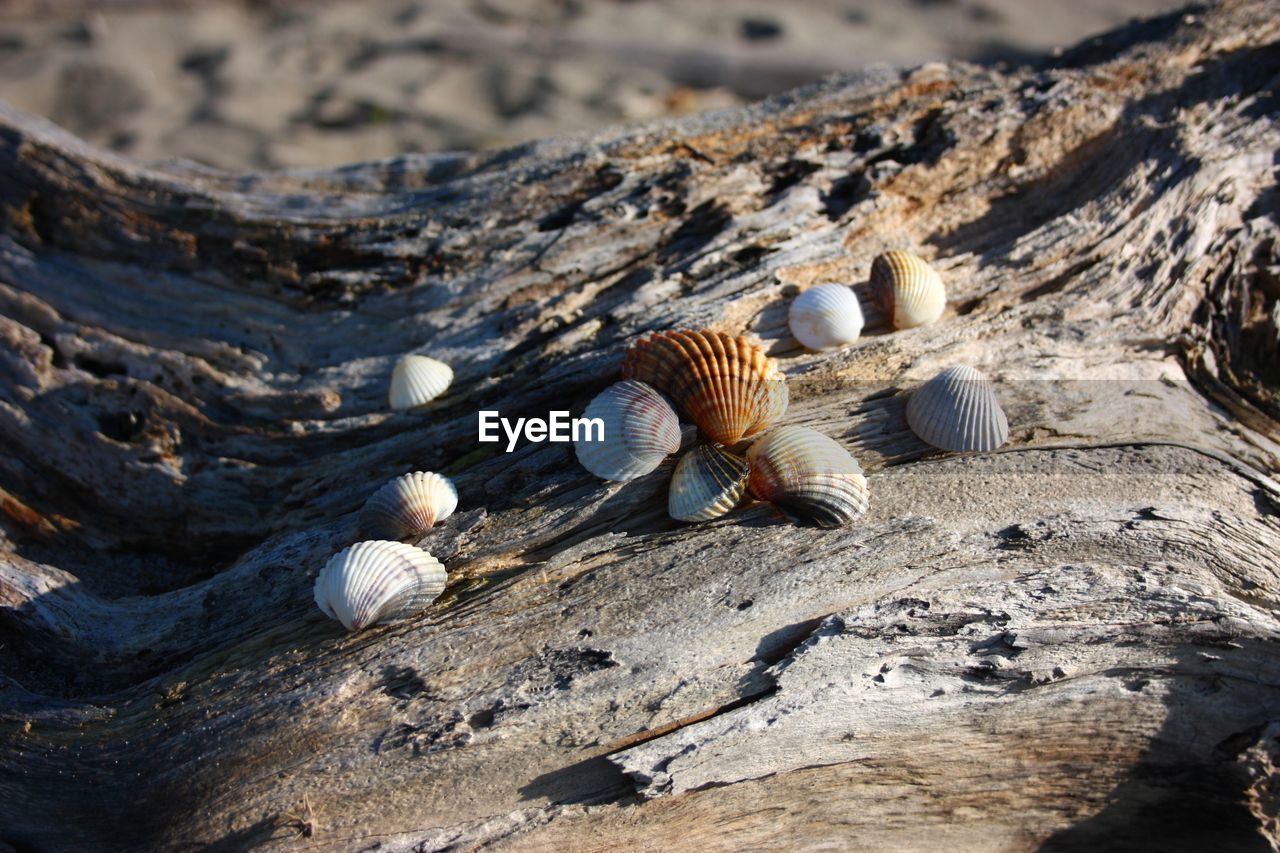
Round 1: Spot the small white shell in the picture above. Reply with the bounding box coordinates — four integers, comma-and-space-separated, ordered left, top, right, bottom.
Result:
788, 284, 864, 350
870, 251, 946, 329
575, 380, 681, 481
668, 443, 749, 522
389, 355, 453, 410
314, 540, 447, 632
906, 365, 1008, 452
360, 471, 458, 539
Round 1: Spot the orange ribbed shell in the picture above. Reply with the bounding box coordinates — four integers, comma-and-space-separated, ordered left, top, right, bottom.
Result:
621, 330, 788, 445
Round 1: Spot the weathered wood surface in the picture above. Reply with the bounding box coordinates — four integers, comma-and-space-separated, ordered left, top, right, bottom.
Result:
1, 2, 1279, 849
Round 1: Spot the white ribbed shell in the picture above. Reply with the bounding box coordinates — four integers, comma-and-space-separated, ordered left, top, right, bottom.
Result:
870, 250, 946, 329
906, 364, 1009, 452
746, 426, 869, 528
360, 471, 458, 540
788, 284, 864, 350
389, 355, 453, 410
669, 443, 749, 522
314, 540, 447, 632
575, 380, 681, 481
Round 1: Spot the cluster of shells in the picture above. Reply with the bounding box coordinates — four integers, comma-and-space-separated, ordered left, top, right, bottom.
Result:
314, 250, 1007, 631
314, 355, 458, 633
313, 471, 459, 632
576, 330, 868, 527
788, 250, 1006, 453
573, 250, 1008, 527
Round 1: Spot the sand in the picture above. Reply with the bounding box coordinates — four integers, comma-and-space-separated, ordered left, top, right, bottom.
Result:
0, 0, 1191, 170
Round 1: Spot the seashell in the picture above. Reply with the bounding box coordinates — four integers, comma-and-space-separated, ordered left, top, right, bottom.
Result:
869, 250, 946, 329
360, 471, 458, 540
668, 443, 749, 522
314, 540, 447, 632
621, 329, 788, 446
906, 364, 1008, 452
746, 426, 869, 528
389, 354, 453, 410
788, 284, 864, 351
575, 380, 681, 481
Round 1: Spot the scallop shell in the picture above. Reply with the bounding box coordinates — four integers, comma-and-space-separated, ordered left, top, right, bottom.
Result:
788, 284, 864, 351
575, 380, 681, 481
746, 426, 869, 528
621, 330, 788, 446
668, 443, 749, 522
389, 355, 453, 410
869, 250, 946, 329
906, 364, 1008, 452
314, 540, 447, 632
360, 471, 458, 539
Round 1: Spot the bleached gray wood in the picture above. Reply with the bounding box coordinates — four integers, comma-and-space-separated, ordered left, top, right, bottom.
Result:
1, 2, 1278, 850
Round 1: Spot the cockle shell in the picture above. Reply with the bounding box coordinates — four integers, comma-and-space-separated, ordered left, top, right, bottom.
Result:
360, 471, 458, 539
314, 540, 447, 632
869, 250, 946, 329
906, 364, 1008, 452
621, 330, 788, 446
389, 355, 453, 410
788, 284, 864, 350
668, 443, 749, 522
746, 426, 869, 528
575, 380, 681, 481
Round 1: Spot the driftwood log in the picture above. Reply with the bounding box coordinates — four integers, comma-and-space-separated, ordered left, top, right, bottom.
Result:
2, 2, 1280, 849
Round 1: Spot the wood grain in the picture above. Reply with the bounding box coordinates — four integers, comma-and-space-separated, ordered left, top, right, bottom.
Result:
1, 2, 1278, 849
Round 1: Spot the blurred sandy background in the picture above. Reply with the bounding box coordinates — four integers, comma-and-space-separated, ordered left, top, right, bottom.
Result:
0, 0, 1190, 171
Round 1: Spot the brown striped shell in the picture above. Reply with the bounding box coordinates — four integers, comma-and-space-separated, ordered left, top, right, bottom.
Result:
869, 250, 946, 329
668, 443, 749, 522
621, 329, 788, 446
747, 426, 869, 528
